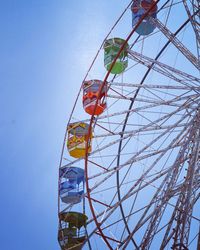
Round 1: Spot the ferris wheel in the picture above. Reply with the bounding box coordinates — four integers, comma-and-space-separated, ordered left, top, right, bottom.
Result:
58, 1, 200, 249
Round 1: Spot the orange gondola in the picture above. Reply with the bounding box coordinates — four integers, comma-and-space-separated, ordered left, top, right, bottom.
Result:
83, 79, 107, 115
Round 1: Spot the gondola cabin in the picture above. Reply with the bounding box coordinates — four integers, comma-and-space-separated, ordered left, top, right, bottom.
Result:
83, 80, 107, 115
131, 0, 157, 35
104, 38, 129, 74
59, 167, 85, 204
58, 212, 88, 250
67, 122, 92, 158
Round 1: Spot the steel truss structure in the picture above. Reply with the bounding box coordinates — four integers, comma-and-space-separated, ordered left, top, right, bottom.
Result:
58, 1, 200, 249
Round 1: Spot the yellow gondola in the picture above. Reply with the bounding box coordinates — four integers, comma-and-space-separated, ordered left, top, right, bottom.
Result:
67, 122, 92, 158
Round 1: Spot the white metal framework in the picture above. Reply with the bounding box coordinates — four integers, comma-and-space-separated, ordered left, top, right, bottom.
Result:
58, 1, 200, 249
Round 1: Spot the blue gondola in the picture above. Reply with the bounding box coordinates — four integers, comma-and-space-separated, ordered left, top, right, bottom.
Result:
131, 0, 157, 36
59, 167, 85, 204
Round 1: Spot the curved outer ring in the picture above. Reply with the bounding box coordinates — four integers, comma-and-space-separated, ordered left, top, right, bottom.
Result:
57, 1, 134, 246
57, 2, 200, 248
84, 1, 161, 249
57, 0, 133, 220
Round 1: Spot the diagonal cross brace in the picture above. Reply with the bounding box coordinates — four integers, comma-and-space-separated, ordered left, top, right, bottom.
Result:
149, 16, 200, 70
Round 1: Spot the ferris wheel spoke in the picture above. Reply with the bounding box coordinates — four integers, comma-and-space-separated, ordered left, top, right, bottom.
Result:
58, 1, 200, 249
89, 142, 182, 184
93, 123, 188, 139
111, 126, 197, 239
139, 153, 194, 247
161, 196, 200, 249
149, 16, 200, 70
61, 96, 198, 178
83, 93, 198, 124
87, 167, 171, 226
110, 82, 199, 100
87, 164, 198, 247
89, 117, 192, 203
98, 202, 156, 232
117, 122, 192, 196
61, 117, 170, 170
118, 126, 191, 198
107, 94, 168, 102
110, 82, 200, 91
161, 192, 200, 249
171, 127, 200, 247
183, 0, 200, 61
121, 110, 195, 167
128, 50, 200, 86
89, 102, 197, 177
93, 186, 188, 238
89, 175, 177, 248
86, 168, 170, 234
92, 124, 189, 177
121, 111, 200, 249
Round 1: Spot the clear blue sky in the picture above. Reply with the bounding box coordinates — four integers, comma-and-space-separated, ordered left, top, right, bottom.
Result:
0, 1, 129, 249
1, 1, 198, 249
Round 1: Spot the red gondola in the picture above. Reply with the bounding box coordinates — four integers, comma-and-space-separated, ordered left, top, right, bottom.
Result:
82, 80, 107, 115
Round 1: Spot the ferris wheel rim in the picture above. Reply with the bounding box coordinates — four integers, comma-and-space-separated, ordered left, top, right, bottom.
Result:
58, 1, 200, 249
57, 1, 133, 219
83, 0, 167, 249
83, 2, 199, 249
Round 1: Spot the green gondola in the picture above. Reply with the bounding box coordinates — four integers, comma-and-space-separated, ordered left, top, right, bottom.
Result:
104, 38, 129, 74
